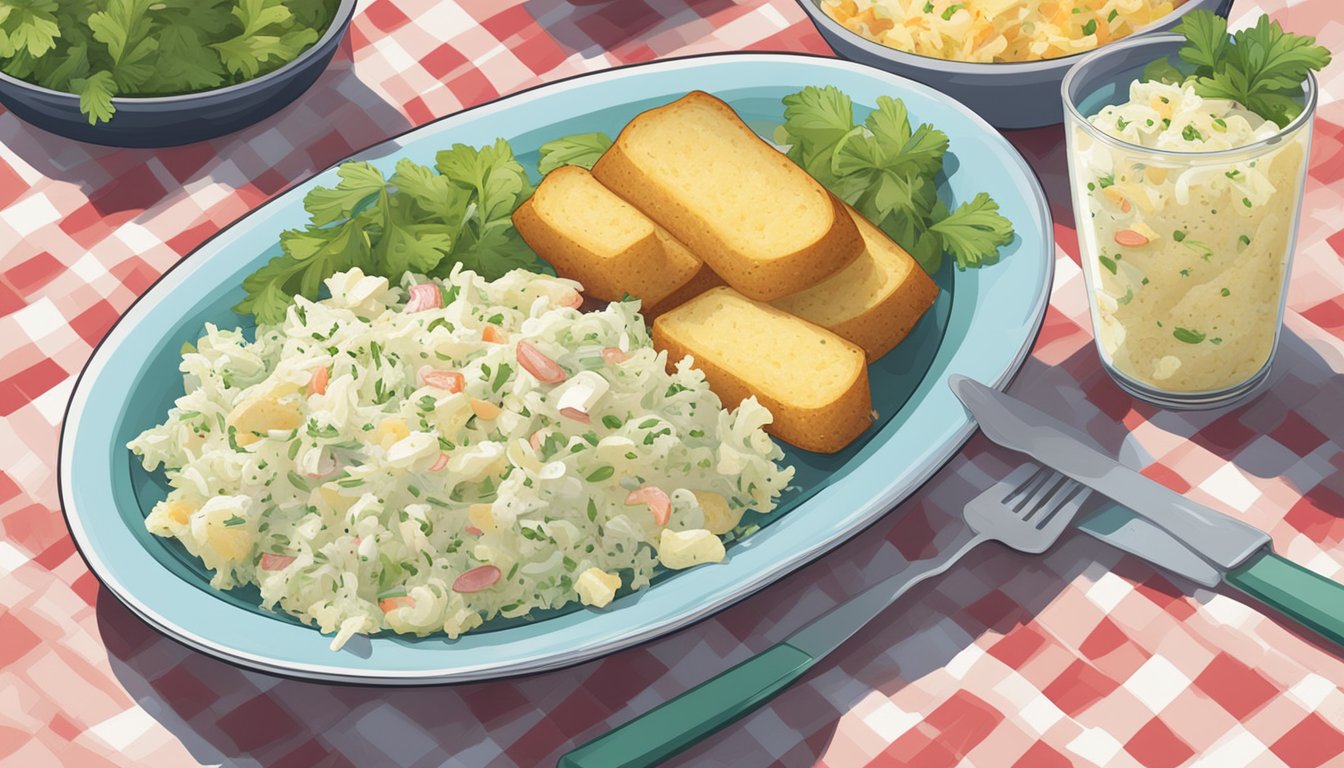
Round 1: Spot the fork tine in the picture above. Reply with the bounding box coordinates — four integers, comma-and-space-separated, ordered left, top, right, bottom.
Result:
1021, 473, 1073, 521
1015, 470, 1068, 518
962, 464, 1093, 555
1033, 480, 1088, 531
1004, 466, 1051, 509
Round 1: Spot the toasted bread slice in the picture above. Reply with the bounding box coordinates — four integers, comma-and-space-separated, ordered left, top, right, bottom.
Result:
643, 261, 725, 320
772, 206, 939, 361
592, 91, 863, 301
512, 166, 701, 307
653, 287, 872, 453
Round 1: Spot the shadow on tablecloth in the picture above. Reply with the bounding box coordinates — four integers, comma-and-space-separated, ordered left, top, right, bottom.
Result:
0, 36, 412, 219
521, 0, 738, 60
90, 349, 1137, 768
89, 334, 1339, 767
92, 456, 1094, 767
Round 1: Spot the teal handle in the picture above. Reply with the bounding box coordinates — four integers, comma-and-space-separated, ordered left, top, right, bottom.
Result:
1226, 550, 1344, 647
557, 642, 815, 768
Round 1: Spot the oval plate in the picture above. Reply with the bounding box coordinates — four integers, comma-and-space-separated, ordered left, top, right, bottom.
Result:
59, 53, 1052, 684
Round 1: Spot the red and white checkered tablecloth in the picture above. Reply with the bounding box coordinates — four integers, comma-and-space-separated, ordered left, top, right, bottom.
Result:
3, 0, 1343, 765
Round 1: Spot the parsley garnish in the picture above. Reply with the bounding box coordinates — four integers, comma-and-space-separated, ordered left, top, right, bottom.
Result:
536, 132, 613, 175
0, 1, 339, 125
1149, 11, 1331, 127
778, 86, 1013, 273
234, 142, 546, 323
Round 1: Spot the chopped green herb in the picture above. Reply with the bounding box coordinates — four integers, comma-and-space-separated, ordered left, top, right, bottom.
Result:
586, 466, 615, 482
222, 515, 246, 527
286, 471, 309, 491
491, 363, 512, 393
1173, 327, 1206, 344
1099, 254, 1118, 274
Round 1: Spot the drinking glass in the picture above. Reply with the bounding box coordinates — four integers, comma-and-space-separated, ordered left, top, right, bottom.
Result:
1062, 34, 1315, 409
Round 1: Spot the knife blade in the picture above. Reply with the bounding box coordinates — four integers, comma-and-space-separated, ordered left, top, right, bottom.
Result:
948, 374, 1271, 570
1076, 500, 1223, 587
951, 375, 1344, 648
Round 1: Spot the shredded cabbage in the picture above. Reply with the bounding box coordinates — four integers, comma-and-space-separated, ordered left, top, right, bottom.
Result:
130, 267, 794, 649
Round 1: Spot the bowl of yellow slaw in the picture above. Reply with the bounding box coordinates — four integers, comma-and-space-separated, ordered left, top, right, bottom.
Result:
796, 0, 1233, 128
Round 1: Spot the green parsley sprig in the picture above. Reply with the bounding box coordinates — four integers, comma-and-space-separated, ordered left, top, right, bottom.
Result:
776, 85, 1014, 273
0, 0, 339, 125
234, 140, 546, 324
536, 132, 612, 175
1145, 10, 1331, 128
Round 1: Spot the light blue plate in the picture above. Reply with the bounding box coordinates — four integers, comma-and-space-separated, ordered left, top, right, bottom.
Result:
59, 54, 1053, 684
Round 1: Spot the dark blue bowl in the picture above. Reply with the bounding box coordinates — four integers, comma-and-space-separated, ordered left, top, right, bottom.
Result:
0, 0, 357, 148
795, 0, 1234, 130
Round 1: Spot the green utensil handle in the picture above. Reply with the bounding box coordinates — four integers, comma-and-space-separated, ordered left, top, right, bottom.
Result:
557, 642, 816, 768
1226, 550, 1344, 647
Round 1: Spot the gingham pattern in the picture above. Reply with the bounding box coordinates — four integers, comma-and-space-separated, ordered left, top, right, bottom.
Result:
2, 1, 1342, 765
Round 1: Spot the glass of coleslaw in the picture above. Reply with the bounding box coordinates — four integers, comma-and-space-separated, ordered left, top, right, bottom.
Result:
1063, 34, 1315, 408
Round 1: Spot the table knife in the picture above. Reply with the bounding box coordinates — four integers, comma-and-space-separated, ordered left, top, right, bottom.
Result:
950, 374, 1344, 647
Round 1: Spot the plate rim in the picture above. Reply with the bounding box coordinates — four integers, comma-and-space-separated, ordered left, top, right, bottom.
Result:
58, 51, 1054, 684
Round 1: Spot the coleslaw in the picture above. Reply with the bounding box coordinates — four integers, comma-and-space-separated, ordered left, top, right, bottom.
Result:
822, 0, 1184, 63
129, 267, 794, 650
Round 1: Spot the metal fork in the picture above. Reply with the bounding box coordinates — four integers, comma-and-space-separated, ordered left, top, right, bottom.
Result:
558, 463, 1092, 768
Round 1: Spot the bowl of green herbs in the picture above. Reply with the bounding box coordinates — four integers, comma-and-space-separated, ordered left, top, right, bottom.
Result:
0, 0, 356, 147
